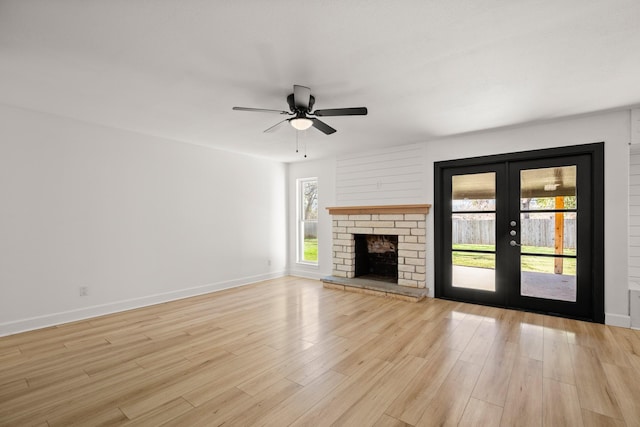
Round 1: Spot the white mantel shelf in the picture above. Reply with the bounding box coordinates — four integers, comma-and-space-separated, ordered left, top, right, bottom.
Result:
326, 204, 431, 215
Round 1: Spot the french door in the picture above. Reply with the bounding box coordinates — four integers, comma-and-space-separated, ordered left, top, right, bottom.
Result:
435, 144, 604, 322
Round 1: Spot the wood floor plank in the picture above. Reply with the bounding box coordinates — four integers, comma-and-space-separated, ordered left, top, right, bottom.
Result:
492, 309, 523, 343
543, 316, 570, 343
385, 345, 461, 425
42, 359, 194, 426
373, 414, 412, 427
236, 334, 346, 396
50, 407, 128, 427
610, 326, 640, 355
570, 344, 624, 419
0, 378, 28, 399
330, 332, 392, 376
285, 333, 378, 386
170, 346, 287, 410
458, 397, 503, 427
331, 355, 427, 426
160, 386, 252, 427
543, 337, 576, 385
543, 378, 583, 427
258, 369, 347, 427
601, 362, 640, 426
2, 277, 640, 426
376, 322, 430, 362
222, 378, 303, 426
500, 356, 543, 427
580, 409, 627, 427
408, 317, 461, 360
122, 397, 194, 426
444, 314, 483, 351
518, 328, 544, 361
289, 358, 392, 427
0, 371, 96, 425
459, 320, 497, 365
595, 327, 633, 368
471, 340, 518, 406
0, 346, 22, 362
414, 360, 483, 427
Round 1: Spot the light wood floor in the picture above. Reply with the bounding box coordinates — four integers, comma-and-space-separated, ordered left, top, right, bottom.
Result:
2, 277, 640, 426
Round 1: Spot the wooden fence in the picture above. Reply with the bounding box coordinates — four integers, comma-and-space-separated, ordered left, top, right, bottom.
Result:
452, 218, 576, 248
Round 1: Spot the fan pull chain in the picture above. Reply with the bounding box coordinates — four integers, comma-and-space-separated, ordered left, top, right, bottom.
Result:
295, 131, 299, 153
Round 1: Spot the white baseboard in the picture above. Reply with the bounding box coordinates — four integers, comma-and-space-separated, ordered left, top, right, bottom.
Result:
0, 271, 287, 337
605, 312, 631, 328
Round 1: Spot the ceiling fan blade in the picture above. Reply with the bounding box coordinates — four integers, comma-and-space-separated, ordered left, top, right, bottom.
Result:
311, 118, 336, 135
293, 85, 311, 110
233, 107, 290, 115
263, 118, 290, 133
313, 107, 368, 117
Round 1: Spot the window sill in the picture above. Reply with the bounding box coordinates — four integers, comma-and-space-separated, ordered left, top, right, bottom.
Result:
297, 261, 319, 268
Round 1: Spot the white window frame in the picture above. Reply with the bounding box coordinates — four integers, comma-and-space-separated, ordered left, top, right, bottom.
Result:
297, 177, 318, 265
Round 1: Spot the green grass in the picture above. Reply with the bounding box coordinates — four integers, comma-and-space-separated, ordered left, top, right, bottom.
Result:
452, 243, 576, 256
453, 252, 495, 269
304, 238, 318, 262
452, 243, 576, 275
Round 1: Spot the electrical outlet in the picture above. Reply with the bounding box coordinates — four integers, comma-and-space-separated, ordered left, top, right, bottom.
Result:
267, 259, 272, 266
79, 286, 89, 297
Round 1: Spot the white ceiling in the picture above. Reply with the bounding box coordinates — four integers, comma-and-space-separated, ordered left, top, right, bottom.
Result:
1, 1, 639, 163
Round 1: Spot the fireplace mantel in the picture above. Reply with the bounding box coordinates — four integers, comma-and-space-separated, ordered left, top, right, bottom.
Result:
327, 204, 431, 215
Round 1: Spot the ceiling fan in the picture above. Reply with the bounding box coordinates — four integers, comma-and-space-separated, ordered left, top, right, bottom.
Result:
233, 84, 367, 135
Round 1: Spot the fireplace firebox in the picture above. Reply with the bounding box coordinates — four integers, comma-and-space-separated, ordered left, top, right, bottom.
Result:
354, 235, 398, 283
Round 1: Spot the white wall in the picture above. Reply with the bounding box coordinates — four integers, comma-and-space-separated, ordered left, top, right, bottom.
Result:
329, 110, 631, 326
287, 158, 336, 279
0, 105, 287, 336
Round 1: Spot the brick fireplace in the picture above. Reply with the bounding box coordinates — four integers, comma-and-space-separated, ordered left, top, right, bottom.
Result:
323, 204, 431, 301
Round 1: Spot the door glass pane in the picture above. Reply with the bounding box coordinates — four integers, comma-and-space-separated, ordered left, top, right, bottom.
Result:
520, 212, 576, 255
520, 165, 577, 302
521, 256, 576, 302
451, 172, 496, 292
452, 213, 495, 251
452, 172, 496, 211
453, 253, 495, 291
520, 166, 576, 210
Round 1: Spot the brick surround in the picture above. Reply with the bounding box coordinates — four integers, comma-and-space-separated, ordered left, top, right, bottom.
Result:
328, 205, 431, 289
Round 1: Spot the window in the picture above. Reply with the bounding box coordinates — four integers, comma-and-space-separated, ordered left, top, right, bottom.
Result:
298, 178, 318, 264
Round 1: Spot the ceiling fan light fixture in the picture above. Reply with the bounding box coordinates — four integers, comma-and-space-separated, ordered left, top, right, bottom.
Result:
290, 117, 313, 131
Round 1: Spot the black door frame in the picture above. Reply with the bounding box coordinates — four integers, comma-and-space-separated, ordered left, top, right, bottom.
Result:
434, 142, 604, 323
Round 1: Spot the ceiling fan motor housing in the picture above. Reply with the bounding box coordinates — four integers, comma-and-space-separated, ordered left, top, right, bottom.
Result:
287, 93, 315, 113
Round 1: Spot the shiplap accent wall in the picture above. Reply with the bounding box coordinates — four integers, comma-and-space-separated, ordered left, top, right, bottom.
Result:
336, 144, 427, 206
632, 109, 640, 144
630, 144, 640, 284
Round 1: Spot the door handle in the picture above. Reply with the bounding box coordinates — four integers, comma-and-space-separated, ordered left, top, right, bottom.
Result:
510, 240, 522, 247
